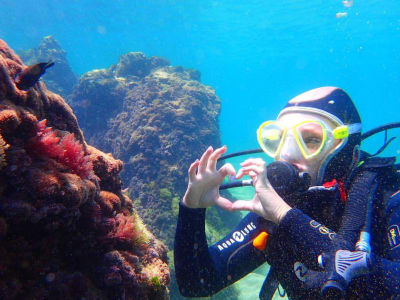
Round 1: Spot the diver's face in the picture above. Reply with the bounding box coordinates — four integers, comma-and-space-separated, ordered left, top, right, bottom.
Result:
275, 112, 341, 185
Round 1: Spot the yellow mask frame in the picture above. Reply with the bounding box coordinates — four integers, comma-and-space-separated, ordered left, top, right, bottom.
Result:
257, 120, 350, 160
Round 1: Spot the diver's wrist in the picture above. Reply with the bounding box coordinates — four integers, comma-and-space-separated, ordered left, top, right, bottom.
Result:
275, 204, 292, 224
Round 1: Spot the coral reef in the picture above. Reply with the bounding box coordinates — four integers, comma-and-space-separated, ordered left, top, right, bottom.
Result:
0, 40, 169, 300
18, 36, 78, 98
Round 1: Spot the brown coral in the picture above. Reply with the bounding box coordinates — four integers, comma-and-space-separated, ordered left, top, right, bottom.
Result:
0, 133, 9, 169
0, 109, 21, 133
99, 191, 122, 216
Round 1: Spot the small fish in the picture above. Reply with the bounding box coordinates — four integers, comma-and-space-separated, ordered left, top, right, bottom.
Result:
15, 61, 55, 90
336, 12, 348, 19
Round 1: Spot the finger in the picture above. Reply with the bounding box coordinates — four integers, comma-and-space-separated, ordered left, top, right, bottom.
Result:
188, 159, 200, 182
215, 196, 233, 211
240, 158, 266, 167
218, 163, 236, 181
207, 145, 227, 171
198, 146, 213, 174
235, 168, 246, 179
236, 165, 264, 179
249, 171, 257, 178
231, 199, 254, 212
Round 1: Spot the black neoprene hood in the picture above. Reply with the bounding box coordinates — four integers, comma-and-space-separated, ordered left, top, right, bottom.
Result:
281, 87, 362, 183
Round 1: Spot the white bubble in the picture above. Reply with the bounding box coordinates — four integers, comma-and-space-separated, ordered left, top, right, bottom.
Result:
336, 12, 348, 19
342, 0, 353, 8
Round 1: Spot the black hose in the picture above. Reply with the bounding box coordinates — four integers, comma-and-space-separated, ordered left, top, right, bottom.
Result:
320, 171, 378, 299
259, 267, 280, 300
219, 149, 263, 161
361, 122, 400, 140
219, 180, 253, 190
334, 171, 377, 247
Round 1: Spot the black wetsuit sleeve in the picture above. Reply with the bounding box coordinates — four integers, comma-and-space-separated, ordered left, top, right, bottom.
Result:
174, 202, 274, 297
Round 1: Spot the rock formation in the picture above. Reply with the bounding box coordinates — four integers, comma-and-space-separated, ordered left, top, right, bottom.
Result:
0, 39, 169, 300
69, 52, 242, 251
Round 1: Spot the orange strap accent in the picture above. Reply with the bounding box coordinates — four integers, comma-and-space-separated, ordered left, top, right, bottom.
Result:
323, 178, 337, 188
253, 231, 268, 251
323, 178, 347, 202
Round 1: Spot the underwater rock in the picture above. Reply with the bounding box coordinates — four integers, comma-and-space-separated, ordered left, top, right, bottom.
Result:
114, 52, 170, 78
18, 36, 78, 98
69, 51, 242, 251
0, 39, 169, 300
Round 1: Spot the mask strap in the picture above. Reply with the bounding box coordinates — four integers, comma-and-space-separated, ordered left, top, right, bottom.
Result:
347, 123, 362, 134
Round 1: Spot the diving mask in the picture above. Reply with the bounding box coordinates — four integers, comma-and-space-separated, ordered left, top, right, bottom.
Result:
257, 119, 360, 160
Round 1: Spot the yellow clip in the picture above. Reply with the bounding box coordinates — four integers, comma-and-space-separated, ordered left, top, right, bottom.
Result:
332, 125, 349, 139
253, 231, 268, 251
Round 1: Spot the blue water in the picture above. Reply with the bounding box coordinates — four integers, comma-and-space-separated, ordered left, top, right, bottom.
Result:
1, 0, 400, 298
1, 0, 400, 158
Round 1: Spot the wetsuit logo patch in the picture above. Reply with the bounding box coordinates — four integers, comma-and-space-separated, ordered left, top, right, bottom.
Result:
309, 220, 336, 240
232, 231, 244, 242
388, 225, 400, 249
217, 222, 256, 251
294, 262, 308, 282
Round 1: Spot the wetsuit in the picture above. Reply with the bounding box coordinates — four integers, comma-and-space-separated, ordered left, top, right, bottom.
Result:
174, 173, 400, 299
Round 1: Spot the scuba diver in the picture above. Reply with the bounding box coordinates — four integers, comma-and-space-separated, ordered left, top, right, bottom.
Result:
174, 87, 400, 299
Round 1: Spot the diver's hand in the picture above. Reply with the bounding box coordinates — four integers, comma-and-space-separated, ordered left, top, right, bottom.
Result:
182, 146, 236, 210
231, 158, 292, 224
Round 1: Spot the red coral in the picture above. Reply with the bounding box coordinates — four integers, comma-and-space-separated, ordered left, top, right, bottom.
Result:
58, 133, 94, 180
28, 119, 98, 180
29, 119, 61, 156
106, 213, 137, 245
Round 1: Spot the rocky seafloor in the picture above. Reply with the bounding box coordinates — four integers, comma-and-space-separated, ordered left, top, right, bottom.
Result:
0, 39, 170, 300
